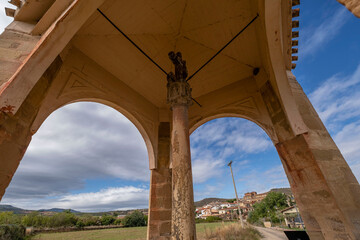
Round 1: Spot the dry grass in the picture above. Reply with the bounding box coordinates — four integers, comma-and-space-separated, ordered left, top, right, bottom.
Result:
32, 222, 259, 240
200, 223, 262, 240
32, 226, 147, 240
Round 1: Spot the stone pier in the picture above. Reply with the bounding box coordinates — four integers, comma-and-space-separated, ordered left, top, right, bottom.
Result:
147, 122, 172, 240
167, 52, 196, 239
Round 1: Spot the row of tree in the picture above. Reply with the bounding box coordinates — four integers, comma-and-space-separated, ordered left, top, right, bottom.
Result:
0, 210, 147, 228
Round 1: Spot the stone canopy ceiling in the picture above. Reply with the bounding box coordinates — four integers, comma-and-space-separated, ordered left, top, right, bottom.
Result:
72, 0, 262, 108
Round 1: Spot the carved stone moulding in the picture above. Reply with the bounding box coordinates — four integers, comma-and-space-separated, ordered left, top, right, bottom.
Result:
167, 81, 193, 107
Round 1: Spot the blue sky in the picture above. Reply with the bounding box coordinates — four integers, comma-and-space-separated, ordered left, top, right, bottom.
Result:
0, 1, 360, 212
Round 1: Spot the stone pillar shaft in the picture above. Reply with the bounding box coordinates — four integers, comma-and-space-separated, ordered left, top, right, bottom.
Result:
147, 123, 172, 240
261, 73, 360, 239
166, 51, 196, 239
171, 104, 196, 240
285, 72, 360, 240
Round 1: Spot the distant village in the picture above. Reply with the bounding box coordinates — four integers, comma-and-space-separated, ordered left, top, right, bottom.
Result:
195, 188, 301, 228
196, 191, 267, 220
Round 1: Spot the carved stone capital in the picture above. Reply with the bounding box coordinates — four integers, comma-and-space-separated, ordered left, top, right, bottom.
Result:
167, 79, 193, 107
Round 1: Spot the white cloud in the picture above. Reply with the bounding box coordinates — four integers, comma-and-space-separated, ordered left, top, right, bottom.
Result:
309, 64, 360, 181
194, 183, 226, 201
0, 2, 14, 33
334, 121, 360, 159
2, 186, 149, 212
300, 7, 349, 59
192, 158, 225, 184
238, 165, 289, 195
2, 102, 150, 210
190, 118, 273, 190
191, 118, 272, 157
50, 186, 149, 212
310, 64, 360, 125
333, 121, 360, 180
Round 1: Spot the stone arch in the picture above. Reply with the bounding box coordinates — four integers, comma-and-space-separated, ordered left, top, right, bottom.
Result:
31, 98, 156, 170
28, 47, 160, 170
189, 114, 288, 208
190, 113, 277, 144
0, 51, 159, 200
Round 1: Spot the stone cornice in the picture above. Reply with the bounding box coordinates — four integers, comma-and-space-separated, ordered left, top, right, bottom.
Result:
290, 0, 300, 70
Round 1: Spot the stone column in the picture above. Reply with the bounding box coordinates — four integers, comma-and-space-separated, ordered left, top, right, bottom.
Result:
285, 71, 360, 240
260, 73, 360, 240
147, 122, 172, 240
167, 51, 196, 240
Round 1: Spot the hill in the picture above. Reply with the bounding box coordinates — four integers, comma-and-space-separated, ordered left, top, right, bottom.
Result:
0, 204, 32, 214
194, 198, 230, 207
0, 205, 80, 214
38, 208, 80, 213
269, 188, 292, 196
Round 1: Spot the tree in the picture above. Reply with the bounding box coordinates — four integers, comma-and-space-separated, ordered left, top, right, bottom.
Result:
248, 192, 288, 224
100, 215, 115, 225
263, 192, 288, 211
0, 212, 21, 225
21, 212, 43, 227
121, 211, 147, 227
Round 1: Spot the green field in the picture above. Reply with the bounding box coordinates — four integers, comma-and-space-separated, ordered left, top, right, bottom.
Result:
33, 222, 234, 240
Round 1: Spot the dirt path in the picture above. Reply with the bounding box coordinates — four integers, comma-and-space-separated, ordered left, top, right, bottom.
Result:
254, 227, 288, 240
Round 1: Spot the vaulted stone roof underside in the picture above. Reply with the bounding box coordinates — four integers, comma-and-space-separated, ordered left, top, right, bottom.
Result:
4, 0, 299, 108
71, 0, 262, 107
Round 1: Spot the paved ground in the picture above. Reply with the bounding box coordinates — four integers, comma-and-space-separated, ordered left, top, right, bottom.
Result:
254, 227, 288, 240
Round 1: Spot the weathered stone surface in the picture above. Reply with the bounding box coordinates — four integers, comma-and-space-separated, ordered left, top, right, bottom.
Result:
272, 73, 360, 239
337, 0, 360, 17
171, 105, 196, 240
0, 57, 62, 201
260, 81, 293, 142
148, 122, 172, 240
0, 30, 39, 87
166, 52, 196, 239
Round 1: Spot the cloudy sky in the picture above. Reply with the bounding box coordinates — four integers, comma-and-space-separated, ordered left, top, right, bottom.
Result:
1, 1, 360, 212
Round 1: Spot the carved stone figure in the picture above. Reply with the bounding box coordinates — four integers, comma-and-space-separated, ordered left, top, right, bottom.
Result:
167, 52, 192, 107
168, 51, 188, 82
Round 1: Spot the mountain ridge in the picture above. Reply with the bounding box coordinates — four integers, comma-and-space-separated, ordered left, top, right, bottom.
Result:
0, 188, 292, 214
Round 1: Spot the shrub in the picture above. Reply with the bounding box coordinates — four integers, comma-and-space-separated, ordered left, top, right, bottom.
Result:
121, 211, 146, 227
0, 212, 21, 225
0, 224, 26, 240
205, 216, 222, 223
81, 215, 100, 226
100, 215, 116, 225
45, 212, 77, 228
21, 213, 43, 227
113, 218, 122, 225
76, 219, 85, 228
195, 218, 206, 223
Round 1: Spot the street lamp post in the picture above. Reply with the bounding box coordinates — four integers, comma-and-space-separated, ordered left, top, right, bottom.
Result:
228, 161, 244, 228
